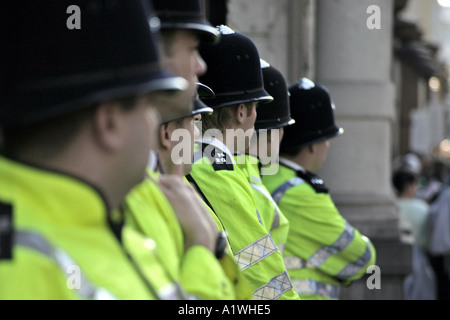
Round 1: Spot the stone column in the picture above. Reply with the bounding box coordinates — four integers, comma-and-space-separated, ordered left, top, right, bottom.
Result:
316, 0, 409, 300
227, 0, 316, 83
227, 0, 409, 300
227, 0, 290, 76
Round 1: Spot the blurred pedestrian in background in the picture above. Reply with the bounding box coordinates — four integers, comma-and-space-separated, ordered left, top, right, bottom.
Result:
392, 169, 436, 300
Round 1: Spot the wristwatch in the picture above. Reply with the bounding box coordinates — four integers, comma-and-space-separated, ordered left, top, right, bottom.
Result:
214, 231, 228, 260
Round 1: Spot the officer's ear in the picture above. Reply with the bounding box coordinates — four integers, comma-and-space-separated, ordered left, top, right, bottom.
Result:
159, 123, 172, 150
235, 103, 248, 125
92, 101, 127, 152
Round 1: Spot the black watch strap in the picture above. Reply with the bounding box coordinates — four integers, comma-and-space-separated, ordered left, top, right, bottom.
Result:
214, 232, 228, 260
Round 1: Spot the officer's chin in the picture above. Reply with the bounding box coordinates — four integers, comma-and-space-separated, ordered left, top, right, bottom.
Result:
183, 163, 193, 176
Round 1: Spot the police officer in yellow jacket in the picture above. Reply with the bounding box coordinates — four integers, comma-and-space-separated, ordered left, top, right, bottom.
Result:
126, 84, 252, 300
124, 1, 250, 300
187, 26, 300, 300
0, 0, 189, 299
236, 59, 295, 251
150, 0, 220, 123
262, 78, 377, 300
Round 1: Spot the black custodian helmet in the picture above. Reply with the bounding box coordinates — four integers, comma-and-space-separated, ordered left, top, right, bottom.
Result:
151, 0, 220, 43
160, 82, 214, 124
0, 0, 187, 128
255, 60, 296, 131
198, 25, 273, 109
280, 78, 344, 153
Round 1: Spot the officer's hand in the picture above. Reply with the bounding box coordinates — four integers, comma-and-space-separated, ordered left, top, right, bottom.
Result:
157, 166, 218, 253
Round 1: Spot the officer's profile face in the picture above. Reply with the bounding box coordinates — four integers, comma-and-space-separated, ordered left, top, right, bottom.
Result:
118, 95, 161, 189
160, 29, 206, 116
267, 127, 284, 158
183, 114, 201, 175
241, 102, 258, 133
193, 114, 202, 140
311, 140, 330, 172
253, 128, 283, 168
164, 114, 199, 176
233, 102, 258, 154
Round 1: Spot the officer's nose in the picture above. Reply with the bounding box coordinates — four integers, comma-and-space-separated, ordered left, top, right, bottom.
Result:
196, 51, 207, 77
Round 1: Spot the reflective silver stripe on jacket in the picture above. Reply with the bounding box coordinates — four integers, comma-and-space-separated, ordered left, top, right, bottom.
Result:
277, 243, 285, 256
272, 179, 357, 269
309, 222, 355, 267
15, 231, 186, 300
284, 256, 316, 270
250, 182, 281, 231
271, 178, 306, 204
253, 271, 294, 300
234, 234, 278, 271
15, 230, 117, 300
291, 279, 340, 299
250, 175, 263, 185
335, 236, 373, 280
285, 226, 372, 280
283, 222, 354, 270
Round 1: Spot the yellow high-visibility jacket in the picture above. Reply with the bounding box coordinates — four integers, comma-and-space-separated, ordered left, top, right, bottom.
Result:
124, 169, 251, 300
0, 156, 177, 300
186, 177, 253, 300
263, 159, 377, 300
234, 153, 290, 252
187, 140, 300, 300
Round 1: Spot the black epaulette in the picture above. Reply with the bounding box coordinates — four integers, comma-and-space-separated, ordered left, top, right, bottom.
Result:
202, 143, 234, 172
296, 170, 329, 194
0, 202, 13, 260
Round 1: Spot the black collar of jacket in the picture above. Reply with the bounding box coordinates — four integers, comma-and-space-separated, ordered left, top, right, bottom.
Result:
201, 142, 234, 172
295, 170, 329, 194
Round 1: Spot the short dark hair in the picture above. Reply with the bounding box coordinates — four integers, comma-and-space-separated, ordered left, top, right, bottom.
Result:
392, 170, 418, 195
